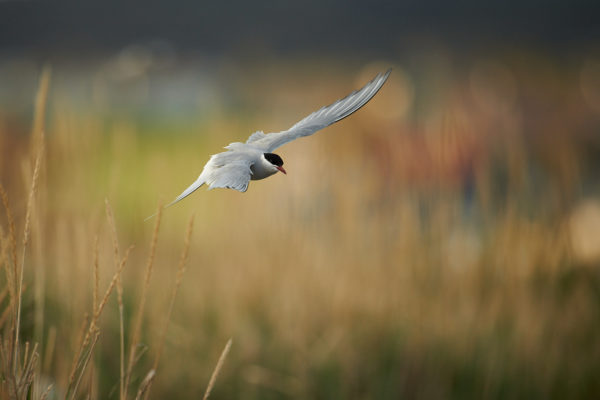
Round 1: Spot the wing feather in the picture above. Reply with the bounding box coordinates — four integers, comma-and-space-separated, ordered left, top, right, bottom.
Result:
250, 69, 391, 152
246, 130, 267, 144
144, 150, 253, 220
204, 160, 252, 192
200, 150, 253, 192
165, 150, 252, 206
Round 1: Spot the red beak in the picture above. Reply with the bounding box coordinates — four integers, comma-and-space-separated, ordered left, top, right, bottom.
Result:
276, 166, 287, 174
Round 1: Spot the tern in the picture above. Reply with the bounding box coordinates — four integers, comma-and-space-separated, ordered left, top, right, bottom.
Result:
148, 69, 390, 219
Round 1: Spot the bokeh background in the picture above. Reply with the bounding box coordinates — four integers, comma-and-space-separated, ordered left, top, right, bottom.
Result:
2, 1, 600, 399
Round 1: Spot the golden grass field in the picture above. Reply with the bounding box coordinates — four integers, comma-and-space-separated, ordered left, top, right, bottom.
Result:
1, 54, 600, 399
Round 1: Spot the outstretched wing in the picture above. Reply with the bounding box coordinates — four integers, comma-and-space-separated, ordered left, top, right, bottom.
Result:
246, 130, 267, 144
249, 69, 391, 152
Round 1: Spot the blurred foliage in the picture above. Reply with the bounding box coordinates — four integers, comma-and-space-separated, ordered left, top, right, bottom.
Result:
1, 51, 600, 399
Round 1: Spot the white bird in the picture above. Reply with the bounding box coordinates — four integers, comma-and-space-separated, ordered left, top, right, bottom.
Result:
147, 69, 391, 219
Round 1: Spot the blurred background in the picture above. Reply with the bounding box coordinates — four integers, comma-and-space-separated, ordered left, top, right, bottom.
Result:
1, 0, 600, 398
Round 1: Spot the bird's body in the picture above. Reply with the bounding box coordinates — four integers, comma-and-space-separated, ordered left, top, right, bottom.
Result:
149, 69, 391, 218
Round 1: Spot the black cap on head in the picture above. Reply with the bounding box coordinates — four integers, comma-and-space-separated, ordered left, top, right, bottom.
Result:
264, 153, 284, 167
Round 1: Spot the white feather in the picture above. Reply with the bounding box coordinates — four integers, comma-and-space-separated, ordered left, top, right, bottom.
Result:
249, 69, 391, 152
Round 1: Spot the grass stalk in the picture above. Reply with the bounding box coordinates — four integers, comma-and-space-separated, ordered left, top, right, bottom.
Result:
92, 235, 99, 315
30, 66, 51, 156
142, 214, 194, 400
14, 131, 44, 377
202, 338, 232, 400
124, 203, 162, 398
67, 245, 134, 397
68, 328, 100, 400
0, 184, 17, 330
153, 214, 194, 371
104, 201, 126, 400
134, 370, 155, 400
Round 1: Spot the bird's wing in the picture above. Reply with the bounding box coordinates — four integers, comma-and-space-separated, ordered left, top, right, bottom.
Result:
246, 130, 267, 144
204, 161, 252, 192
201, 149, 254, 192
168, 150, 253, 207
250, 69, 391, 152
144, 149, 253, 221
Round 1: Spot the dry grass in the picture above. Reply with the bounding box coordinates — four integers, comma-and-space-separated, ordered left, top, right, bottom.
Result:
124, 204, 161, 398
1, 55, 600, 399
203, 339, 232, 400
0, 142, 204, 399
0, 69, 212, 400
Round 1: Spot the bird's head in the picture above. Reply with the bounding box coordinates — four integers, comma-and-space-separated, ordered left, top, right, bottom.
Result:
263, 153, 286, 174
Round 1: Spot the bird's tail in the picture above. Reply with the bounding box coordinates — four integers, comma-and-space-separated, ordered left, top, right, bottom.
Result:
144, 177, 205, 221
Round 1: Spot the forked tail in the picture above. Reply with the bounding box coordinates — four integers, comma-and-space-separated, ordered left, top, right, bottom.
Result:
144, 178, 205, 221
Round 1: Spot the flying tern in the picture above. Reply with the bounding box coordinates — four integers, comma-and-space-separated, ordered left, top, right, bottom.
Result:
148, 69, 390, 218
